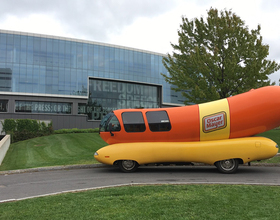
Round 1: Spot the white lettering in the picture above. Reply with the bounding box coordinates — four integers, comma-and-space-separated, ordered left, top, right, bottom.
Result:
111, 82, 117, 93
94, 81, 102, 91
127, 84, 133, 93
102, 81, 109, 92
203, 112, 226, 132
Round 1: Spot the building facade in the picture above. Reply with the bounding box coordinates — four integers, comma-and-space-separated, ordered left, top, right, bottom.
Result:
0, 29, 184, 130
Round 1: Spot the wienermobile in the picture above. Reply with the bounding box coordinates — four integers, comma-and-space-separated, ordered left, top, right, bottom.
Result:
94, 86, 280, 173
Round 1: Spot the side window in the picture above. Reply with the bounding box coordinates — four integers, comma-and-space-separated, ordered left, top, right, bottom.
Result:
99, 112, 114, 132
122, 112, 146, 132
106, 115, 121, 131
146, 111, 171, 132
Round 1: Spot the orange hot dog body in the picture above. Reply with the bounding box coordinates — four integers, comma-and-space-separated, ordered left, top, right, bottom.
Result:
228, 86, 280, 138
99, 86, 280, 145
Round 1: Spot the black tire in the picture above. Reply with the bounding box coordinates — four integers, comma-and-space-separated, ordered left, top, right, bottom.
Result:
118, 160, 139, 173
215, 159, 239, 174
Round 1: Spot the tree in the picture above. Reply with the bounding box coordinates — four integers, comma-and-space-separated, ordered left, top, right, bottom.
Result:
162, 8, 280, 104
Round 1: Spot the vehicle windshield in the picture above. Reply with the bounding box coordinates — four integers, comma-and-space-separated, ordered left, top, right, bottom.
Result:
99, 112, 121, 132
99, 112, 114, 132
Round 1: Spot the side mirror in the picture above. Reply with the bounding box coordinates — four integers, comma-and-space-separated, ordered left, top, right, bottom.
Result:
108, 123, 114, 136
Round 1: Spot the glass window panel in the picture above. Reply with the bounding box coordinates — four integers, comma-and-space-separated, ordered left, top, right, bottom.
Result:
20, 35, 27, 64
15, 101, 72, 114
46, 39, 53, 66
0, 100, 8, 112
19, 64, 27, 93
27, 36, 33, 64
6, 34, 14, 63
83, 44, 88, 69
14, 35, 20, 63
12, 64, 19, 92
58, 68, 65, 94
33, 37, 40, 65
39, 66, 46, 93
25, 64, 33, 93
98, 46, 104, 71
77, 43, 83, 69
52, 39, 59, 67
65, 41, 71, 68
109, 47, 114, 72
0, 68, 12, 92
71, 42, 77, 68
0, 34, 7, 63
88, 44, 94, 70
122, 112, 145, 132
64, 68, 71, 95
146, 111, 171, 132
32, 65, 39, 93
40, 38, 46, 66
59, 40, 65, 67
93, 45, 99, 70
71, 68, 77, 94
115, 48, 120, 73
106, 115, 121, 131
51, 67, 59, 94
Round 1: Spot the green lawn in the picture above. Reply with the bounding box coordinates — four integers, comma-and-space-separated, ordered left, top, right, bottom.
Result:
253, 129, 280, 163
0, 133, 107, 171
1, 184, 280, 220
1, 132, 280, 219
257, 129, 280, 147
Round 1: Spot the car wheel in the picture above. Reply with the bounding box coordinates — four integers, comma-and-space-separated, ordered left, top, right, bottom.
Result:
215, 159, 239, 174
118, 160, 139, 173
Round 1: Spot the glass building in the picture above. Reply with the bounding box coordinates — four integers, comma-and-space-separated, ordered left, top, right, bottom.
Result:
0, 29, 184, 130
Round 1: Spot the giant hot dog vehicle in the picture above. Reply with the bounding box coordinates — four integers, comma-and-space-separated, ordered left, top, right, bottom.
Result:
94, 86, 280, 173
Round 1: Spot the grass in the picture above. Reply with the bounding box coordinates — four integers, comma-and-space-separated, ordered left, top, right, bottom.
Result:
1, 184, 280, 219
252, 129, 280, 163
0, 133, 107, 171
1, 132, 280, 218
256, 129, 280, 148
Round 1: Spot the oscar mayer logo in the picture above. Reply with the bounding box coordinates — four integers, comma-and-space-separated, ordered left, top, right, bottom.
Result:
203, 111, 227, 133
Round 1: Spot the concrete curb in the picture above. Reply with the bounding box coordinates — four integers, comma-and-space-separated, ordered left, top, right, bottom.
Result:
0, 164, 109, 175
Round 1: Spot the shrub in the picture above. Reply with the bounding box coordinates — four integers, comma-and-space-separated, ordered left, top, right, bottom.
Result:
2, 119, 54, 143
54, 128, 99, 134
1, 119, 17, 133
2, 118, 98, 142
17, 119, 33, 133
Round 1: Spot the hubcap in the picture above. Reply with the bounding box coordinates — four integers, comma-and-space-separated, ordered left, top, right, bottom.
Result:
122, 160, 135, 170
220, 159, 235, 171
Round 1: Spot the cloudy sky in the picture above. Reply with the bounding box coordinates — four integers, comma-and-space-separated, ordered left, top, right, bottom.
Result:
0, 0, 279, 84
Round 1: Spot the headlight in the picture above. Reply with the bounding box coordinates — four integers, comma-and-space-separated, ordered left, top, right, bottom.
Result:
94, 152, 98, 156
276, 145, 279, 149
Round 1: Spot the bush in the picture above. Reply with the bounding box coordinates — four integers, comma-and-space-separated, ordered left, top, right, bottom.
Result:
2, 118, 97, 142
2, 118, 98, 142
54, 128, 99, 134
1, 119, 17, 133
1, 119, 54, 143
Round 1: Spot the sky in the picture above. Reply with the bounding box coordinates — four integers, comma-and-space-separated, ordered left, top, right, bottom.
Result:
0, 0, 279, 84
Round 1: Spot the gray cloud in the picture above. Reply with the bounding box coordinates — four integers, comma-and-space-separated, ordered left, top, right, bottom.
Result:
0, 0, 177, 42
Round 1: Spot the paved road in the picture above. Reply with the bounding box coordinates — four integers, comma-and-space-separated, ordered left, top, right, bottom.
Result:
1, 165, 280, 202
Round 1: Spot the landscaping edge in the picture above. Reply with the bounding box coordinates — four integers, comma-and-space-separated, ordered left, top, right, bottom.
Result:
0, 135, 10, 165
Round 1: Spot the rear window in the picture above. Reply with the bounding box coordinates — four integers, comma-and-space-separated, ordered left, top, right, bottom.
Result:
122, 112, 146, 132
146, 111, 171, 132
